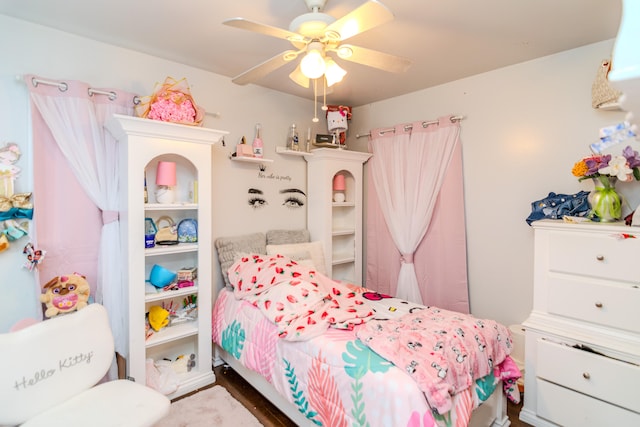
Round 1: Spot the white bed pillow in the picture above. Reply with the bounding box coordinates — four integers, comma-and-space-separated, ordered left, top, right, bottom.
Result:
266, 241, 327, 275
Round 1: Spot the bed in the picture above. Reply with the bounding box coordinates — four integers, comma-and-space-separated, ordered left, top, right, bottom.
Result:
212, 232, 520, 427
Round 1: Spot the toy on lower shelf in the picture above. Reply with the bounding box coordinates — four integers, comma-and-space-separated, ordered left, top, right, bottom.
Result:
177, 266, 197, 282
148, 305, 170, 332
146, 353, 197, 395
146, 296, 198, 339
169, 354, 196, 374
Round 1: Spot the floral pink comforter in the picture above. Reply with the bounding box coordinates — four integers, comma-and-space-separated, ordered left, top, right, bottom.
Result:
214, 288, 513, 427
217, 254, 521, 425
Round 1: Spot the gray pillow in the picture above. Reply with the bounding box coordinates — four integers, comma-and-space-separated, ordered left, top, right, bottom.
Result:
266, 229, 310, 245
215, 232, 266, 287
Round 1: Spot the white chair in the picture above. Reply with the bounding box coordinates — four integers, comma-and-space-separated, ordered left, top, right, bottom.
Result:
0, 304, 170, 426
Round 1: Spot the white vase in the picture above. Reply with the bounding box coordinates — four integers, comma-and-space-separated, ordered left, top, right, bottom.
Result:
155, 186, 175, 204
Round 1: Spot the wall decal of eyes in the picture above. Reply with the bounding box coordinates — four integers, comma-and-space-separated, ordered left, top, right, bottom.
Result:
247, 187, 306, 210
280, 188, 306, 209
248, 187, 267, 209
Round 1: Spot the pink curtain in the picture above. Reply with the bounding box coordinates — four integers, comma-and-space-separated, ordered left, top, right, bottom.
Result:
31, 105, 102, 291
26, 75, 136, 363
366, 117, 469, 313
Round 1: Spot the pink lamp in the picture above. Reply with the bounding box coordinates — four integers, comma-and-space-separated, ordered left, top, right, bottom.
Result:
155, 161, 177, 204
333, 174, 346, 202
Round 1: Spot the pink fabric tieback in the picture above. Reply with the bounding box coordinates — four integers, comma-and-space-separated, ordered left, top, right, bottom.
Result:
102, 210, 119, 225
401, 253, 414, 264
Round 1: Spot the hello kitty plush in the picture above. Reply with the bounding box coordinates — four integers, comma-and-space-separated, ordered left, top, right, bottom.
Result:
326, 105, 352, 147
327, 110, 349, 133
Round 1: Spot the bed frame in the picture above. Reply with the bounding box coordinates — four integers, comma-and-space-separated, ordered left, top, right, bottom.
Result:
214, 346, 511, 427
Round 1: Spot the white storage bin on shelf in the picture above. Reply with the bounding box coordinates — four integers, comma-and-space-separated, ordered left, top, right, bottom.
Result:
106, 114, 227, 399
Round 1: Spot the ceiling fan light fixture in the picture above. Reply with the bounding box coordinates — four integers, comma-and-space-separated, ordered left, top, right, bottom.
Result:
223, 0, 408, 94
300, 42, 327, 79
325, 59, 346, 87
289, 65, 310, 88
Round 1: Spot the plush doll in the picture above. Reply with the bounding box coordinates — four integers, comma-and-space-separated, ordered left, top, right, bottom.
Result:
40, 273, 90, 318
170, 354, 196, 374
148, 305, 170, 332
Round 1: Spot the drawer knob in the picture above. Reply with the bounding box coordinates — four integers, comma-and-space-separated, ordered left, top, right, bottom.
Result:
583, 372, 591, 379
596, 255, 604, 261
595, 302, 603, 308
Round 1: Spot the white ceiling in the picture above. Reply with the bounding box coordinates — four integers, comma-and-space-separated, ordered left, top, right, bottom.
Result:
0, 0, 622, 107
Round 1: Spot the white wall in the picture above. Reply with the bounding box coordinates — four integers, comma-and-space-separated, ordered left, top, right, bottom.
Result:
348, 40, 635, 327
1, 14, 634, 332
0, 15, 325, 331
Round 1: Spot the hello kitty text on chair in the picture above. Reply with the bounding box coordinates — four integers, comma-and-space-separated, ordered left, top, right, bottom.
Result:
0, 304, 170, 426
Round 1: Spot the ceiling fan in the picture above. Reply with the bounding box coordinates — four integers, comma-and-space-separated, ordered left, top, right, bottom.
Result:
223, 0, 412, 89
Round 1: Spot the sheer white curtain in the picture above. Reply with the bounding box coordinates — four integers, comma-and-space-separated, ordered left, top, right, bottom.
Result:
368, 116, 460, 303
25, 75, 135, 365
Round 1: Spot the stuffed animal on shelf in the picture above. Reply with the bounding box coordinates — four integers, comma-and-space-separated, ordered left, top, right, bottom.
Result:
40, 273, 90, 318
171, 353, 196, 374
146, 354, 196, 395
148, 305, 170, 332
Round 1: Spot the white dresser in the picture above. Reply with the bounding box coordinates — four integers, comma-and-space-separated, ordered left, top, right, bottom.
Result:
521, 220, 640, 426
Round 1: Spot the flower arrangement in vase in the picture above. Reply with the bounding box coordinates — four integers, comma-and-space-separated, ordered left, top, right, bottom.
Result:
571, 145, 640, 221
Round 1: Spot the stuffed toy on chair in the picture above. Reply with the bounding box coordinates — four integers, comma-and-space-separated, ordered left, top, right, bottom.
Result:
40, 273, 90, 318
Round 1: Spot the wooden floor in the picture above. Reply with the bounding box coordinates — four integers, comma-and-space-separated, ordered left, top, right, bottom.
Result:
210, 364, 533, 427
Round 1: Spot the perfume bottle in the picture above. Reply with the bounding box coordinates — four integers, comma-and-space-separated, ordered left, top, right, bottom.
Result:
287, 124, 299, 151
252, 123, 263, 158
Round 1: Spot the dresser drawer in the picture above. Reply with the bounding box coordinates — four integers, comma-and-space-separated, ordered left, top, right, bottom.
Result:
547, 275, 640, 333
548, 231, 640, 282
536, 379, 640, 427
537, 339, 640, 412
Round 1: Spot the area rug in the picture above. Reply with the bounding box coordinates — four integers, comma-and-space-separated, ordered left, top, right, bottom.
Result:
154, 385, 263, 427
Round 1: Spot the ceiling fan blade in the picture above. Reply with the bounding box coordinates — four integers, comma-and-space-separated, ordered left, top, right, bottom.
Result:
338, 44, 411, 73
223, 17, 307, 43
324, 0, 394, 41
232, 50, 300, 85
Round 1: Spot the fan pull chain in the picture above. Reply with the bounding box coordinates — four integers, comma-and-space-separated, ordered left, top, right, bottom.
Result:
313, 79, 319, 122
322, 77, 328, 112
